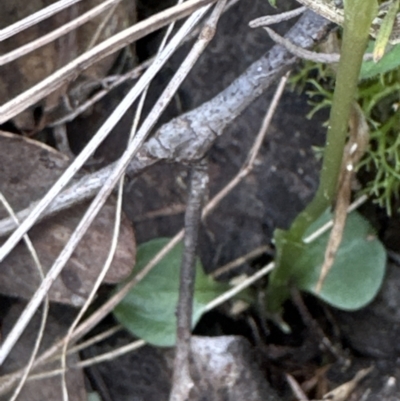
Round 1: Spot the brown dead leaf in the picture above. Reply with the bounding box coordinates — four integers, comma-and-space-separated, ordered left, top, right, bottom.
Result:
0, 0, 136, 131
315, 103, 369, 293
0, 131, 136, 306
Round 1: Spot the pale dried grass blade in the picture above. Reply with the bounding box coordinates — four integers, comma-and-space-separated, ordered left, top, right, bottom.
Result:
0, 5, 211, 367
0, 193, 49, 401
249, 6, 306, 28
0, 0, 84, 41
315, 104, 370, 293
0, 0, 217, 124
0, 0, 121, 66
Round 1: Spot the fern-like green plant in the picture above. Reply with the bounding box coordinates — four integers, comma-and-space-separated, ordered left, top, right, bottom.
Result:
292, 42, 400, 215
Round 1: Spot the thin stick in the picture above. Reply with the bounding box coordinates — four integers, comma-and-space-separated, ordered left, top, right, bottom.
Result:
0, 0, 83, 41
170, 160, 209, 401
66, 325, 122, 357
264, 27, 373, 63
170, 4, 228, 399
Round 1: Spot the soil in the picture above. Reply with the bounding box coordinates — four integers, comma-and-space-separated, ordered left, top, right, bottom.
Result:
1, 0, 400, 400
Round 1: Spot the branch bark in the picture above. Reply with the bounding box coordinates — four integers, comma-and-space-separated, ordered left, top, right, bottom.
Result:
169, 160, 208, 401
0, 10, 333, 238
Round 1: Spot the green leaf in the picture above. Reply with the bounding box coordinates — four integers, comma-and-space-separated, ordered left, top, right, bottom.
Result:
361, 42, 400, 80
291, 211, 386, 311
372, 0, 399, 62
113, 238, 229, 347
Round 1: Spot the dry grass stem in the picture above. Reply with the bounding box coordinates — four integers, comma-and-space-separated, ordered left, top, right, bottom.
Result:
316, 104, 369, 293
0, 0, 84, 41
51, 0, 240, 127
0, 3, 208, 263
211, 245, 273, 278
62, 2, 185, 397
86, 0, 121, 50
0, 65, 289, 384
204, 262, 275, 313
0, 10, 332, 239
65, 326, 122, 357
303, 194, 368, 244
0, 194, 49, 401
204, 73, 289, 215
60, 178, 124, 401
0, 0, 217, 123
249, 6, 306, 28
18, 339, 145, 384
0, 10, 337, 394
286, 373, 309, 401
264, 27, 373, 63
0, 5, 210, 367
0, 0, 120, 66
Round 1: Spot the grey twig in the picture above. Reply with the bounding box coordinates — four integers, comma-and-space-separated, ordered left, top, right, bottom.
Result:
264, 26, 373, 63
169, 160, 208, 401
169, 4, 226, 400
0, 10, 333, 239
135, 10, 332, 167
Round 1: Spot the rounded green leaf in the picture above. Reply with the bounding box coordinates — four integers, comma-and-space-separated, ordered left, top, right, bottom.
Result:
113, 238, 228, 346
292, 211, 386, 311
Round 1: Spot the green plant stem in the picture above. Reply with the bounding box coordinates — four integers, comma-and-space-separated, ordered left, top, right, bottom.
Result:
267, 0, 378, 313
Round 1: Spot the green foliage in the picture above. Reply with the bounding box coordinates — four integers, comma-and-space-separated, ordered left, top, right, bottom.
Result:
291, 42, 400, 215
372, 0, 399, 62
267, 0, 380, 314
293, 210, 386, 310
361, 43, 400, 79
113, 238, 229, 347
